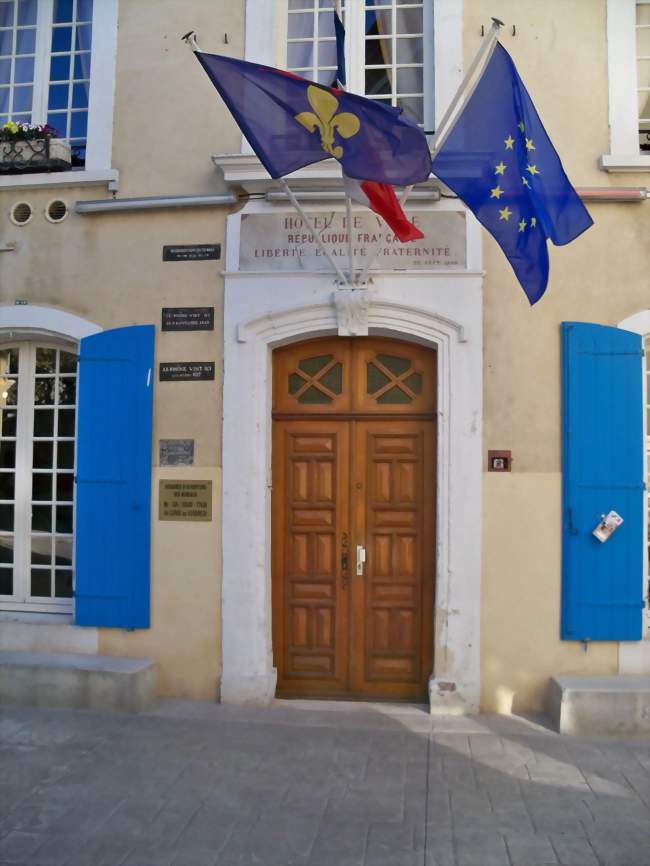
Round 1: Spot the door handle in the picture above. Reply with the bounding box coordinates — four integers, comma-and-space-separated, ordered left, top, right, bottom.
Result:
341, 533, 350, 590
356, 544, 366, 576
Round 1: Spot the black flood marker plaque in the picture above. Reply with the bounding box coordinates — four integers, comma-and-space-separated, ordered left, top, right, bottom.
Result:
159, 362, 215, 382
162, 307, 214, 332
162, 244, 221, 262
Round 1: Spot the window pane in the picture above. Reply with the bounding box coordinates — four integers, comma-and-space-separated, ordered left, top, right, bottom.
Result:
397, 95, 423, 124
0, 566, 12, 595
58, 409, 74, 436
71, 80, 87, 107
0, 58, 12, 83
32, 504, 52, 532
31, 535, 51, 564
638, 25, 650, 55
57, 377, 76, 405
3, 377, 17, 406
14, 55, 33, 83
0, 85, 9, 112
366, 67, 391, 96
638, 5, 650, 25
366, 10, 390, 36
34, 378, 55, 405
77, 0, 92, 22
0, 2, 14, 28
57, 441, 74, 469
0, 30, 13, 56
1, 409, 17, 437
70, 109, 86, 139
0, 503, 13, 531
59, 351, 77, 373
15, 28, 35, 54
73, 52, 90, 80
33, 441, 53, 469
396, 67, 423, 93
33, 409, 54, 437
287, 42, 313, 69
366, 38, 392, 65
288, 12, 314, 38
31, 568, 51, 596
55, 504, 72, 533
55, 569, 72, 598
56, 473, 73, 502
396, 37, 423, 64
50, 54, 70, 81
35, 348, 55, 374
0, 440, 16, 469
75, 24, 91, 51
53, 0, 73, 23
55, 536, 72, 565
0, 536, 13, 562
32, 473, 52, 501
17, 0, 36, 26
12, 83, 31, 111
396, 8, 422, 34
47, 111, 66, 137
51, 24, 72, 52
0, 472, 15, 499
48, 82, 68, 110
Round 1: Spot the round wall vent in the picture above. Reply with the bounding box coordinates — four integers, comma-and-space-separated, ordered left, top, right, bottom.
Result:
10, 201, 33, 226
45, 199, 68, 223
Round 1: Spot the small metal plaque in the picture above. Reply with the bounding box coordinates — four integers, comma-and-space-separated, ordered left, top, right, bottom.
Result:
162, 307, 214, 332
162, 244, 221, 262
159, 362, 215, 381
160, 439, 194, 466
159, 480, 212, 521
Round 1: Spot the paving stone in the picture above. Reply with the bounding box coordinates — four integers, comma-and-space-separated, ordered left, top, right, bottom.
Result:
455, 830, 510, 866
549, 834, 599, 866
0, 832, 42, 862
505, 832, 558, 865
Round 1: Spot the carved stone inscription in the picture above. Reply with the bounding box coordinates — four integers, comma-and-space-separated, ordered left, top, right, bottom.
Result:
239, 211, 466, 272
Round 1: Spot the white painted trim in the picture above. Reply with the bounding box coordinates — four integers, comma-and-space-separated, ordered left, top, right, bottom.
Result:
605, 0, 641, 159
433, 0, 463, 132
619, 309, 650, 334
600, 154, 650, 172
220, 198, 483, 711
0, 170, 119, 192
0, 306, 101, 341
84, 0, 118, 171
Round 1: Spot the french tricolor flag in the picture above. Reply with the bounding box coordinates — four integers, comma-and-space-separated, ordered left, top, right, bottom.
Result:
333, 10, 423, 244
343, 175, 424, 243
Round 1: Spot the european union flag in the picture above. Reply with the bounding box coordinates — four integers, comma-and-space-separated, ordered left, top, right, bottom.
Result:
194, 51, 431, 187
431, 43, 593, 304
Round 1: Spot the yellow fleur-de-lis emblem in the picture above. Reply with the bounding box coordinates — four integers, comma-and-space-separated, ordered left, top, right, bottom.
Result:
294, 85, 360, 159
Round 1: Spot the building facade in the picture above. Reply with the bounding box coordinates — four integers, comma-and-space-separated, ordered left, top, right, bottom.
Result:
0, 0, 648, 715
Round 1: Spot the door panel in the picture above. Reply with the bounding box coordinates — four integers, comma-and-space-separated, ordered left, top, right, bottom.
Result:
350, 421, 435, 699
272, 420, 350, 695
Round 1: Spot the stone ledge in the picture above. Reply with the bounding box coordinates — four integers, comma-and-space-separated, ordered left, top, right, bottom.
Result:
547, 674, 650, 736
0, 650, 157, 713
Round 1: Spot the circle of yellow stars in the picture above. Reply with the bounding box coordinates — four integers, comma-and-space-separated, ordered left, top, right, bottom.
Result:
490, 120, 540, 234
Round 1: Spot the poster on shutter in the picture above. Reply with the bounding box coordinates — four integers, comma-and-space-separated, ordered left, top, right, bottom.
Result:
159, 480, 212, 521
238, 211, 466, 271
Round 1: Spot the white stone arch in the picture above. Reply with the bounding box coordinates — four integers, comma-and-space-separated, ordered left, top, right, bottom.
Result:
221, 281, 483, 711
0, 305, 102, 343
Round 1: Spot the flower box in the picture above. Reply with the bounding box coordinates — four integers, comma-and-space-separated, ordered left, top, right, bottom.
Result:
0, 136, 71, 174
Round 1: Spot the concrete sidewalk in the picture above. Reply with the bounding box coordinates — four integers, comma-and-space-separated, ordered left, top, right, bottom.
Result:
0, 699, 648, 866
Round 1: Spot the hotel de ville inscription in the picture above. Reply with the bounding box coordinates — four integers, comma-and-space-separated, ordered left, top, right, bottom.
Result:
238, 211, 466, 271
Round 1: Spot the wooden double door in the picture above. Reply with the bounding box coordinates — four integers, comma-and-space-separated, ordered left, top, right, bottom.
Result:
272, 338, 436, 700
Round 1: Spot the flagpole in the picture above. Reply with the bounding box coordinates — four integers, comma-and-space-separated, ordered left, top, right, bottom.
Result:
430, 17, 502, 157
334, 0, 356, 286
280, 179, 351, 287
355, 18, 503, 286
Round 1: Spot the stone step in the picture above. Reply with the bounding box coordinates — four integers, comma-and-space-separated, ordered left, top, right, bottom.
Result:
0, 650, 157, 713
547, 674, 650, 736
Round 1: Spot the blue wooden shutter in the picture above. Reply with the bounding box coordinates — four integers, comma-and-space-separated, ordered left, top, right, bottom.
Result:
74, 325, 155, 628
562, 322, 645, 640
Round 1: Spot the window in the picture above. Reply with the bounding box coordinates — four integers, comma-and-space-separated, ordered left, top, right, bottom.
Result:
646, 335, 650, 582
638, 1, 650, 151
0, 0, 117, 173
286, 0, 432, 129
0, 341, 77, 612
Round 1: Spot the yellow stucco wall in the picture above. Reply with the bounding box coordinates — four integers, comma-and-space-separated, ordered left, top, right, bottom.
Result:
468, 1, 650, 711
0, 0, 245, 700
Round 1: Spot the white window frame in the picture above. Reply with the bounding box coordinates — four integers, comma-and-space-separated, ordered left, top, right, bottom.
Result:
0, 0, 118, 186
243, 0, 462, 155
0, 337, 78, 614
602, 0, 650, 171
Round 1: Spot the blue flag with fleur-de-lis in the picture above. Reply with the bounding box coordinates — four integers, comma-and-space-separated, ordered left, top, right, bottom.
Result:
193, 50, 431, 186
431, 42, 593, 304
